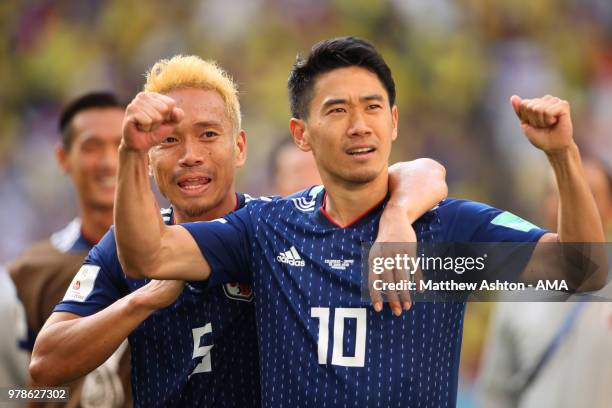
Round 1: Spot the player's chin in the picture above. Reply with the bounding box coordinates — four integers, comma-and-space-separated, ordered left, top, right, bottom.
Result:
88, 194, 115, 211
341, 167, 380, 184
176, 200, 216, 219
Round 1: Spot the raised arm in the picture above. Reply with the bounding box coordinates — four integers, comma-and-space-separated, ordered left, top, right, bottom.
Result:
30, 280, 183, 385
511, 95, 607, 290
115, 92, 209, 280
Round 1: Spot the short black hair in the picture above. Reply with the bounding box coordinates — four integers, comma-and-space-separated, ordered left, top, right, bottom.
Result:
288, 36, 396, 119
59, 92, 123, 150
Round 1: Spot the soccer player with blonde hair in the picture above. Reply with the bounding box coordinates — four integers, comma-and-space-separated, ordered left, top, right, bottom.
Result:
31, 54, 448, 407
32, 56, 260, 407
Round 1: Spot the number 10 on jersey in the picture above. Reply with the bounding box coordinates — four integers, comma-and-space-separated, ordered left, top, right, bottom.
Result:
311, 307, 367, 367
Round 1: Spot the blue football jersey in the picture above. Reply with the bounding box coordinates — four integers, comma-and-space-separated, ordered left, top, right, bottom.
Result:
55, 194, 260, 408
182, 187, 547, 407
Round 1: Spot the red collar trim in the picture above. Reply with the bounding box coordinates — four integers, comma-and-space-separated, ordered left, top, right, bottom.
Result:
320, 191, 386, 228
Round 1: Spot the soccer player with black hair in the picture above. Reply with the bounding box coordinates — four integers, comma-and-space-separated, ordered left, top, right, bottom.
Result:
114, 36, 605, 406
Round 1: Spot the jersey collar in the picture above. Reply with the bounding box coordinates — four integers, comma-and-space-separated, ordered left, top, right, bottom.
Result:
50, 218, 96, 253
164, 193, 245, 226
312, 188, 388, 229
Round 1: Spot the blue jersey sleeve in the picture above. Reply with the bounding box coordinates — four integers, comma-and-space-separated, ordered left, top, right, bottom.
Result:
435, 199, 549, 283
18, 326, 36, 352
181, 206, 254, 287
54, 229, 127, 317
438, 199, 548, 242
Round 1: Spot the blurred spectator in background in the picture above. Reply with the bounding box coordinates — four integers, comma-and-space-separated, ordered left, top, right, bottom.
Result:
6, 92, 131, 408
269, 137, 321, 196
476, 155, 612, 408
0, 266, 28, 406
542, 157, 612, 239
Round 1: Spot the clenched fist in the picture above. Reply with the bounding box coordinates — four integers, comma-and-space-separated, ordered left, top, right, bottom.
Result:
510, 94, 574, 154
121, 92, 185, 152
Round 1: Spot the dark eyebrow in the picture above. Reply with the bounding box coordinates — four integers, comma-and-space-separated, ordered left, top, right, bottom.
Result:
321, 98, 348, 109
321, 94, 385, 110
79, 133, 106, 144
361, 94, 384, 102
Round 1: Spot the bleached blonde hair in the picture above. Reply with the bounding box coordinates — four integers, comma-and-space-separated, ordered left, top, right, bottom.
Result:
144, 55, 241, 131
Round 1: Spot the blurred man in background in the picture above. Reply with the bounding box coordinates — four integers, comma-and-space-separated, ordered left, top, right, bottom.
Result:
269, 137, 321, 196
7, 92, 131, 408
477, 156, 612, 408
0, 265, 28, 400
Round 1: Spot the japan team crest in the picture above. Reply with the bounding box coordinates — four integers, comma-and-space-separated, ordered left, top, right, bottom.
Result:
222, 282, 254, 302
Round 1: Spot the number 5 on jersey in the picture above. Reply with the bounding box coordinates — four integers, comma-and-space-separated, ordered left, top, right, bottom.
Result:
190, 323, 213, 377
311, 307, 367, 367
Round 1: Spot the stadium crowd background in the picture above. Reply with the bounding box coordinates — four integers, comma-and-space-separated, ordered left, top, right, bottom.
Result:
1, 1, 611, 407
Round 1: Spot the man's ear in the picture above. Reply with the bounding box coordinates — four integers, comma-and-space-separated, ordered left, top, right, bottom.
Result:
55, 144, 70, 174
234, 129, 247, 168
391, 105, 398, 142
289, 118, 311, 152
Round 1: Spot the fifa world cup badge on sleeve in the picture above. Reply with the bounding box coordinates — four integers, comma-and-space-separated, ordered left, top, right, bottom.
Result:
63, 265, 100, 302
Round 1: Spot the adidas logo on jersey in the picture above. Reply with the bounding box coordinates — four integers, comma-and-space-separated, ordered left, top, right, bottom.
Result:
277, 246, 305, 267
